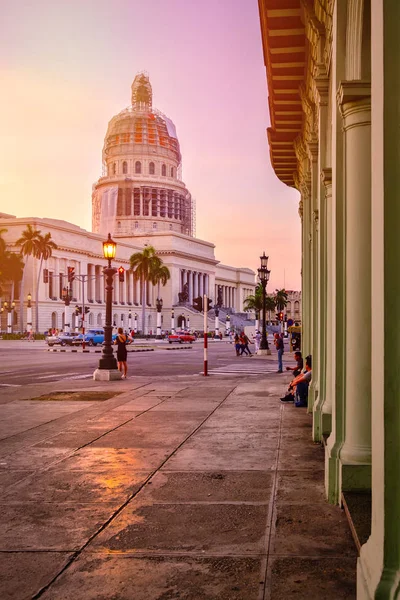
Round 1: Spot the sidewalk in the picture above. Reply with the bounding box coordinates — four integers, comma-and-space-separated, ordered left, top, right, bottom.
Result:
0, 370, 356, 599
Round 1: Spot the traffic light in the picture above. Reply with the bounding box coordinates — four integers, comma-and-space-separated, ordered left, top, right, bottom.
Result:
206, 298, 213, 311
276, 313, 281, 322
84, 306, 90, 314
118, 266, 125, 283
193, 296, 203, 312
67, 266, 75, 283
43, 268, 49, 283
279, 312, 284, 321
75, 305, 82, 315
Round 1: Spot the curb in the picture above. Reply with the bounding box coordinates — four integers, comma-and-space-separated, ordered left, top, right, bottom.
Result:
164, 347, 193, 351
47, 348, 154, 353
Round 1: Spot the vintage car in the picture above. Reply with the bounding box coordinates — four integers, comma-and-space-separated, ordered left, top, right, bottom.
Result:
168, 332, 196, 344
46, 331, 82, 347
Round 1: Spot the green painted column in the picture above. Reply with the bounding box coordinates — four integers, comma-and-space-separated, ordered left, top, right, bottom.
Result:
308, 143, 319, 412
324, 0, 347, 505
338, 84, 371, 491
357, 0, 400, 597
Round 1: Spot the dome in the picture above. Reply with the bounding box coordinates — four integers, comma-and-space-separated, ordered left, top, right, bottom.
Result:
103, 73, 181, 164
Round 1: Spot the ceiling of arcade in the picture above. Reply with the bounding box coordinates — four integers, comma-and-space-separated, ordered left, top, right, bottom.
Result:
258, 0, 333, 189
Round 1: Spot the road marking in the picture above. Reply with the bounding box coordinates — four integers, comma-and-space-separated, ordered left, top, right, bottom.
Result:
0, 383, 22, 387
203, 362, 279, 376
37, 372, 80, 379
61, 374, 92, 380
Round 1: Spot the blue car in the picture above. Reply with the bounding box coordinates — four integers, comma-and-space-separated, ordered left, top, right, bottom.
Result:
80, 328, 105, 346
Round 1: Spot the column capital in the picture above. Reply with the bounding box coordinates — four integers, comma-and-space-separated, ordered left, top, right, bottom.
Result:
337, 80, 371, 121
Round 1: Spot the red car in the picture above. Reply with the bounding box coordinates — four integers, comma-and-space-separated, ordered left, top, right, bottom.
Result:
168, 332, 196, 344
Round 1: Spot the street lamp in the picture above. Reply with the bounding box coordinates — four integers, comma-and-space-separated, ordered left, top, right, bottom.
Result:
94, 233, 121, 380
258, 252, 271, 353
134, 313, 138, 333
128, 310, 132, 331
187, 314, 190, 331
156, 298, 163, 338
214, 305, 220, 337
171, 308, 175, 334
62, 286, 72, 332
225, 314, 231, 336
181, 312, 185, 330
2, 300, 16, 334
26, 293, 33, 334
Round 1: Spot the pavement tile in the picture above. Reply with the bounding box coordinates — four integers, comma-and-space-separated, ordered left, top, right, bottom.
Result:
3, 469, 148, 504
137, 471, 274, 503
271, 503, 357, 557
0, 551, 73, 600
268, 556, 357, 599
181, 431, 279, 450
276, 470, 326, 504
89, 430, 187, 449
0, 448, 72, 470
278, 443, 325, 470
0, 469, 33, 492
90, 501, 269, 554
0, 503, 117, 551
163, 447, 278, 471
40, 555, 263, 600
54, 447, 170, 471
202, 411, 281, 430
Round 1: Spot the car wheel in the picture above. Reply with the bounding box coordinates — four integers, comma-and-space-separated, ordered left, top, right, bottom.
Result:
48, 343, 54, 347
169, 341, 172, 344
179, 339, 183, 344
88, 340, 94, 347
93, 342, 97, 346
60, 341, 66, 347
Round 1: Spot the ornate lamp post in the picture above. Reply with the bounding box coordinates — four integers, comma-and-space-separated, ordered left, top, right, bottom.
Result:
156, 298, 163, 338
181, 312, 185, 330
134, 313, 138, 333
26, 293, 33, 334
62, 286, 72, 332
187, 314, 190, 331
128, 310, 132, 331
94, 233, 121, 380
2, 300, 16, 334
258, 252, 271, 354
171, 308, 175, 334
225, 314, 231, 336
214, 305, 220, 338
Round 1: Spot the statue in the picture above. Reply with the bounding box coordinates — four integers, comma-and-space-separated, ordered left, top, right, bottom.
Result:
178, 283, 189, 303
216, 285, 223, 307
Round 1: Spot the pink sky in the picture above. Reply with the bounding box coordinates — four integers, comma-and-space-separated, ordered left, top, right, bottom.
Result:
0, 0, 301, 291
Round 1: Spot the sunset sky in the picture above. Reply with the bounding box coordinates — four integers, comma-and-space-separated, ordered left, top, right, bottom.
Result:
1, 0, 301, 291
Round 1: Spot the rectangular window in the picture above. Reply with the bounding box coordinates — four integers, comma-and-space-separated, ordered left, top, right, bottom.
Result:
59, 273, 64, 298
134, 188, 140, 216
125, 188, 132, 216
49, 271, 54, 299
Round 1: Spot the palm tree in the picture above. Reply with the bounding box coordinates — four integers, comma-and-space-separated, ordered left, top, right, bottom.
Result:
129, 245, 163, 334
16, 225, 41, 331
34, 232, 58, 332
151, 264, 171, 299
274, 288, 288, 312
243, 284, 263, 319
1, 252, 24, 300
265, 295, 276, 323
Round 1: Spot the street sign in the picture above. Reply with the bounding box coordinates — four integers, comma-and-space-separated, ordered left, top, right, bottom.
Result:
287, 318, 294, 327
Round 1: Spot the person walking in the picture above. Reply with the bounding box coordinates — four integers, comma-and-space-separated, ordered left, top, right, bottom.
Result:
240, 331, 253, 356
234, 333, 241, 356
274, 332, 284, 372
254, 330, 261, 353
114, 327, 133, 379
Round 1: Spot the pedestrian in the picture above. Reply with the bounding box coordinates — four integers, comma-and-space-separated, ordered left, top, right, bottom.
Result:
280, 355, 312, 407
240, 331, 252, 356
234, 333, 241, 356
254, 330, 261, 353
114, 327, 133, 379
274, 332, 284, 372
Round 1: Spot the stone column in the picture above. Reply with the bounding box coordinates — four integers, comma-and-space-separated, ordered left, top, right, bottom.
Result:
199, 273, 204, 297
193, 272, 198, 299
338, 82, 372, 487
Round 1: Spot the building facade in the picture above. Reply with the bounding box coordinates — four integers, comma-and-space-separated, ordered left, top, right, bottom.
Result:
259, 0, 400, 597
0, 75, 255, 334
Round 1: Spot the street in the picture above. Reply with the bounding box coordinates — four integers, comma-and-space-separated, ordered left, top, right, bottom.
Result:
0, 340, 280, 389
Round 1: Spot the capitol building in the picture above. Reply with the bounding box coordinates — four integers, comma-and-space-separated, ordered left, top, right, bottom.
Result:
0, 74, 255, 334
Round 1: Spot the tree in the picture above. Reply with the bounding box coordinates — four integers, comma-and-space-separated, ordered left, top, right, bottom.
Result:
1, 252, 24, 300
265, 295, 276, 322
129, 245, 164, 334
274, 288, 288, 312
243, 284, 263, 318
16, 225, 41, 331
34, 233, 58, 332
151, 264, 171, 300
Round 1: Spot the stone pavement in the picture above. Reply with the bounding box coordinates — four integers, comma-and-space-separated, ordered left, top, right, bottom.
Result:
0, 369, 357, 599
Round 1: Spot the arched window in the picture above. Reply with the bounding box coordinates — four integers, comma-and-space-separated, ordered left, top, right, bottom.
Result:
122, 161, 128, 174
89, 313, 94, 325
286, 301, 291, 314
97, 313, 102, 326
149, 162, 155, 175
170, 167, 174, 177
153, 222, 157, 229
117, 221, 121, 229
161, 164, 166, 176
135, 221, 139, 229
112, 162, 117, 175
169, 223, 173, 230
135, 161, 141, 174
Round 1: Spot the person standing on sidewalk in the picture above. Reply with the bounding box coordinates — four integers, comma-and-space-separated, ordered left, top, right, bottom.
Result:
274, 333, 284, 372
114, 327, 133, 379
254, 330, 261, 353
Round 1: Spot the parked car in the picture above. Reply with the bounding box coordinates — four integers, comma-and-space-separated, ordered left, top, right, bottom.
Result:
79, 328, 105, 346
168, 332, 196, 344
46, 332, 82, 347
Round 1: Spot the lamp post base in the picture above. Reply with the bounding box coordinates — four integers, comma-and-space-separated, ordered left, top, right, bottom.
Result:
93, 368, 122, 381
257, 348, 271, 356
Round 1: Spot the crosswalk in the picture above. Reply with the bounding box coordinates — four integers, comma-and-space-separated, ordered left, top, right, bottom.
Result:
203, 361, 279, 377
0, 370, 93, 387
